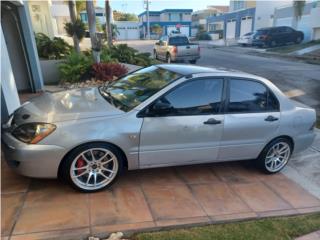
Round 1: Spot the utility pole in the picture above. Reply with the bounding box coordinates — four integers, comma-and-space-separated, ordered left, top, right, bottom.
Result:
144, 0, 150, 39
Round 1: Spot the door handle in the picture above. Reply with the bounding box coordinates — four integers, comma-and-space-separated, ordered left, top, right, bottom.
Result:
265, 115, 279, 122
203, 118, 222, 125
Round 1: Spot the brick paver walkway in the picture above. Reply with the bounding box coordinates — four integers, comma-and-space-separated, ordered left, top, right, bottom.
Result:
2, 158, 320, 240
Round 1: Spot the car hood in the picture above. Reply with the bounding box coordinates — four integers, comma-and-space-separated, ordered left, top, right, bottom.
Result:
13, 87, 124, 124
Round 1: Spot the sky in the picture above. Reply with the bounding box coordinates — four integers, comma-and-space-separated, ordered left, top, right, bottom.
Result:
97, 0, 230, 15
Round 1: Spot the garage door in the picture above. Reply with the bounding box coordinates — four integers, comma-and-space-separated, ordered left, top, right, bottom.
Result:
240, 16, 253, 37
126, 27, 139, 40
179, 26, 190, 36
313, 27, 320, 40
117, 26, 139, 40
226, 19, 236, 39
167, 25, 190, 36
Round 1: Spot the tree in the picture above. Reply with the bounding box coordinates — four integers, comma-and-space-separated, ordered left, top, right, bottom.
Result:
292, 0, 306, 29
86, 1, 102, 63
151, 24, 162, 37
113, 11, 138, 21
67, 0, 80, 53
75, 0, 96, 15
105, 0, 113, 47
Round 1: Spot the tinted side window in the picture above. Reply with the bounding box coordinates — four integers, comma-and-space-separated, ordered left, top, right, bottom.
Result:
284, 27, 293, 33
228, 79, 279, 113
158, 79, 223, 116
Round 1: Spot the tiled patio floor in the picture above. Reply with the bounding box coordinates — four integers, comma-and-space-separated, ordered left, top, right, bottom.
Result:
2, 158, 320, 240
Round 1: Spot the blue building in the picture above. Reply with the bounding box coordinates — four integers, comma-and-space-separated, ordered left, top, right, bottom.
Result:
138, 9, 193, 38
207, 8, 255, 40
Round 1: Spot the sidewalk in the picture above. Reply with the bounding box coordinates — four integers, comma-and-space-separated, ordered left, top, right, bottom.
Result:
295, 230, 320, 240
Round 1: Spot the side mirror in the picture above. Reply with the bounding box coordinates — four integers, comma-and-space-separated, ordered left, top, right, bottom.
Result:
151, 100, 172, 114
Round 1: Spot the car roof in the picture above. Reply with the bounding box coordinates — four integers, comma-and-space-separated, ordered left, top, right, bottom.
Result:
257, 26, 289, 31
156, 64, 229, 75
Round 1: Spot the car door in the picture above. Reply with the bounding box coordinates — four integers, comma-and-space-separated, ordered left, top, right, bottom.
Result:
219, 78, 280, 161
139, 78, 225, 168
283, 27, 295, 43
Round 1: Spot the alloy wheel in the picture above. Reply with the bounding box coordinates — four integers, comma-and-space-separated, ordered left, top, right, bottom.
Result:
265, 142, 291, 172
69, 148, 118, 191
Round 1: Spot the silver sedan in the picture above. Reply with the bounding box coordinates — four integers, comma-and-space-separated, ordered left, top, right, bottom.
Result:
2, 65, 316, 192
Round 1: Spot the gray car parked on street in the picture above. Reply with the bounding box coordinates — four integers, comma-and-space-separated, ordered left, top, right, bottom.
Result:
2, 65, 316, 192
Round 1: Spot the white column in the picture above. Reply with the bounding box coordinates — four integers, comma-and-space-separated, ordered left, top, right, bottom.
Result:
1, 24, 21, 115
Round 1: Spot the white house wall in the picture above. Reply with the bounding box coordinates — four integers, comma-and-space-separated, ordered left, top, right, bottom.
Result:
274, 2, 320, 41
254, 1, 289, 30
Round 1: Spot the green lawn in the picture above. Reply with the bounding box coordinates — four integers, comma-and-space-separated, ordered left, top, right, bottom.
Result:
266, 40, 320, 54
133, 213, 320, 240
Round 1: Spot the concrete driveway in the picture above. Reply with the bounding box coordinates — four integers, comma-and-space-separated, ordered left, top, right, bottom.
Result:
2, 153, 320, 240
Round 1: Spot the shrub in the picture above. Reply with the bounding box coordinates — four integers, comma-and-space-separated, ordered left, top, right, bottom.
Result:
100, 44, 153, 66
196, 32, 212, 40
58, 51, 92, 83
100, 47, 118, 63
92, 63, 128, 82
35, 33, 72, 59
64, 19, 86, 41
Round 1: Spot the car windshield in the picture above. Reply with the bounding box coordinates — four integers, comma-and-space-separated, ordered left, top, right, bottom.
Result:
100, 66, 182, 112
244, 32, 253, 36
168, 36, 189, 46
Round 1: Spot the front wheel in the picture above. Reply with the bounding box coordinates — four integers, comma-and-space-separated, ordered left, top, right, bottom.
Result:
256, 138, 292, 174
61, 143, 123, 192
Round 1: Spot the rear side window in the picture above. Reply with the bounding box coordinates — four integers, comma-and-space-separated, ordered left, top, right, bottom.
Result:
227, 79, 279, 113
159, 79, 223, 116
168, 36, 189, 46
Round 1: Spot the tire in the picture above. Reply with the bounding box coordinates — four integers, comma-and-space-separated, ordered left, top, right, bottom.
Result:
60, 143, 124, 192
296, 36, 302, 44
269, 40, 277, 48
256, 138, 292, 174
153, 50, 158, 59
166, 53, 171, 64
189, 60, 197, 64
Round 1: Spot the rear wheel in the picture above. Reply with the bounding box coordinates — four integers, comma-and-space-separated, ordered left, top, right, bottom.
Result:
166, 53, 171, 63
256, 138, 292, 174
61, 143, 123, 192
296, 36, 302, 44
269, 40, 277, 48
189, 60, 197, 64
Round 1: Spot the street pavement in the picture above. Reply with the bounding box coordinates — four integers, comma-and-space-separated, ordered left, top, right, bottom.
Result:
122, 40, 320, 115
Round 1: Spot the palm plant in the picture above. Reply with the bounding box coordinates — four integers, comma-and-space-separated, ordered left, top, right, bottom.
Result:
64, 19, 86, 41
292, 0, 306, 29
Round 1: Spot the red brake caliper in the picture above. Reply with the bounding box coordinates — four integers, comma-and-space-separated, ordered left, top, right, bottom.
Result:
76, 156, 86, 175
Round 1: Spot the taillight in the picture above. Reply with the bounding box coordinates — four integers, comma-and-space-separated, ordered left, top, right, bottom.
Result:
173, 46, 178, 54
260, 35, 268, 40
